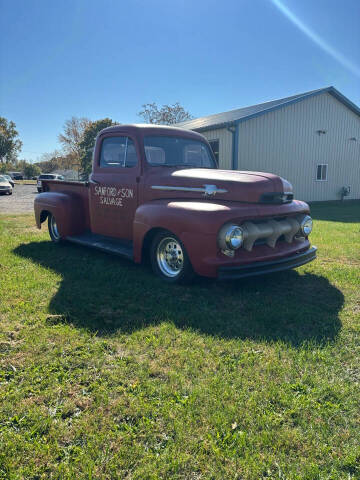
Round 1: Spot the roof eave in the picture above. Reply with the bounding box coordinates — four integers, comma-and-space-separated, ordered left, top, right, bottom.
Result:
186, 86, 360, 132
327, 86, 360, 117
192, 121, 237, 133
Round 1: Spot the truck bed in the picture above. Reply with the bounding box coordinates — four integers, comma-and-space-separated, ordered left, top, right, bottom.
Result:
36, 179, 91, 234
42, 179, 87, 190
41, 179, 89, 199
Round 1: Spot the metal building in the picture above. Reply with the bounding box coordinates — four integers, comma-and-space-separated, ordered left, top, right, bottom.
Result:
178, 87, 360, 202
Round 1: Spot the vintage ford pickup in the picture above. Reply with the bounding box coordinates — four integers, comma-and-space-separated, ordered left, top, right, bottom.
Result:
34, 124, 316, 282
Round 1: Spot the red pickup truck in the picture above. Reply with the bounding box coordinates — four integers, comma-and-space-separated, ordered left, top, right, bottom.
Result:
34, 124, 316, 283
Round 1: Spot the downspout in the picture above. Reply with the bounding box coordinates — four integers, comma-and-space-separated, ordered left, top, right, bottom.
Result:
227, 122, 239, 170
234, 122, 239, 170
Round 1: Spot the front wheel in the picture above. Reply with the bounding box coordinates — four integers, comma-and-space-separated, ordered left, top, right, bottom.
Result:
48, 213, 62, 243
150, 231, 194, 284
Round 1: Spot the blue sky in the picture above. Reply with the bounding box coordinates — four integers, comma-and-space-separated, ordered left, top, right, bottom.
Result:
1, 0, 359, 162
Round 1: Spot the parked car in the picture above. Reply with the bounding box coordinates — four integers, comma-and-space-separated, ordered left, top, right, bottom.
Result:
34, 124, 316, 283
8, 172, 23, 180
37, 174, 64, 192
3, 175, 15, 188
0, 175, 13, 195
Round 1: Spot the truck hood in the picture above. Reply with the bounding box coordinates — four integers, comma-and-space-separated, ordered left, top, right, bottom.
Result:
147, 168, 293, 204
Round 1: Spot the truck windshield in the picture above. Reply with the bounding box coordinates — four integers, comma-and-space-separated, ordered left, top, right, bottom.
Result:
144, 136, 216, 169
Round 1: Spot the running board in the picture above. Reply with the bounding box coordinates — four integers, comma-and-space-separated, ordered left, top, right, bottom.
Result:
66, 232, 133, 260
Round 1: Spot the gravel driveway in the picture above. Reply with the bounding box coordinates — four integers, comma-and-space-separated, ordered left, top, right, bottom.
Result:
0, 184, 38, 214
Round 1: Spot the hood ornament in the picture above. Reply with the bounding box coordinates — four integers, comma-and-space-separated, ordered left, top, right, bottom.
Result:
203, 184, 227, 196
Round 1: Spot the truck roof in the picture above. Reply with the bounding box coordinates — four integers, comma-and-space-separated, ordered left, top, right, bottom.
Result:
98, 123, 206, 141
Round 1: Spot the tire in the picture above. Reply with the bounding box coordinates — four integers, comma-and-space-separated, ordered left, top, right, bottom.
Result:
37, 188, 42, 193
48, 213, 62, 243
8, 191, 12, 195
150, 230, 194, 284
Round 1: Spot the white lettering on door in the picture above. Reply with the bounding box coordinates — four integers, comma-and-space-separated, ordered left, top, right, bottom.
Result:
94, 185, 134, 207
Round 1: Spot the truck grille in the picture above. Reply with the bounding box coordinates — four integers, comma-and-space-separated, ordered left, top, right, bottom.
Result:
260, 192, 294, 204
241, 214, 306, 251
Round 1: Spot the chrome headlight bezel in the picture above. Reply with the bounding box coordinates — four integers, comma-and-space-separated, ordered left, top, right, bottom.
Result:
218, 224, 244, 251
300, 215, 313, 236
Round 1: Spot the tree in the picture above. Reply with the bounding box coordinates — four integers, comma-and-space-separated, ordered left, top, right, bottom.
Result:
23, 163, 41, 179
58, 116, 91, 162
138, 102, 192, 125
0, 117, 22, 163
0, 163, 12, 174
79, 118, 116, 177
0, 160, 17, 174
35, 151, 63, 173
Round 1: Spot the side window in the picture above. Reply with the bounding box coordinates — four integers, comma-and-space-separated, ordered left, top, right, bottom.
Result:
209, 139, 219, 163
126, 140, 138, 167
316, 164, 327, 181
100, 137, 138, 168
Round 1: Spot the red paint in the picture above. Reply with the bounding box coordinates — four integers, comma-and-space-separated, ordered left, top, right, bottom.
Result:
34, 124, 314, 278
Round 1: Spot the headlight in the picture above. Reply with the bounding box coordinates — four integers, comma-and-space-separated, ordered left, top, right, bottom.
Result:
300, 215, 313, 236
218, 224, 244, 250
226, 226, 243, 249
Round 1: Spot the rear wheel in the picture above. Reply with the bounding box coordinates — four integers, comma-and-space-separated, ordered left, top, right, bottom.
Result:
48, 213, 62, 243
150, 231, 194, 284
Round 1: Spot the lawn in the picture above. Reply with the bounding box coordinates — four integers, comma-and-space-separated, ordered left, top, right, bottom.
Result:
0, 201, 359, 479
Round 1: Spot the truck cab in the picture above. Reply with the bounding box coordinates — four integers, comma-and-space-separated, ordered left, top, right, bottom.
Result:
34, 124, 316, 282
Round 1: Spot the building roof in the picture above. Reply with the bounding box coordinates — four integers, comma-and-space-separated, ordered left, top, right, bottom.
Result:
177, 86, 360, 132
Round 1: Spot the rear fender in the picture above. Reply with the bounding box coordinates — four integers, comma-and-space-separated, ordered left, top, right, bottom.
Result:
34, 192, 86, 237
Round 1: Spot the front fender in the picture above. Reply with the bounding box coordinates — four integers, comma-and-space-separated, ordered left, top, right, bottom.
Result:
133, 199, 310, 277
133, 200, 231, 272
34, 192, 86, 238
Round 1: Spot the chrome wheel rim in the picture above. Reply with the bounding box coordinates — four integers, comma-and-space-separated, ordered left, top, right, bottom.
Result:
50, 215, 60, 240
156, 237, 184, 278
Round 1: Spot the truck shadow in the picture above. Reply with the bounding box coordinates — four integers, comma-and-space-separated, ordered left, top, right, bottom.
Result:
15, 241, 343, 347
310, 200, 360, 223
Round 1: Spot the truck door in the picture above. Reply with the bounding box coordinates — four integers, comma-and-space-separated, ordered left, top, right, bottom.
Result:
89, 133, 140, 240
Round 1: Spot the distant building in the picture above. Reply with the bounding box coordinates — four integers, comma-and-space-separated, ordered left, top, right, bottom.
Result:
178, 87, 360, 202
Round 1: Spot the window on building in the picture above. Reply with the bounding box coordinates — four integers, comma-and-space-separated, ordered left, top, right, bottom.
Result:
316, 164, 328, 181
100, 137, 138, 168
209, 140, 219, 164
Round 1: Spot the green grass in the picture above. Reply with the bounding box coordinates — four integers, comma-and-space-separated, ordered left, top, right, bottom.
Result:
0, 201, 359, 479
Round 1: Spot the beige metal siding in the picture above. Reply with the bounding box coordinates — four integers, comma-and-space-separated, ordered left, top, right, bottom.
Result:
236, 92, 360, 201
200, 128, 233, 170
